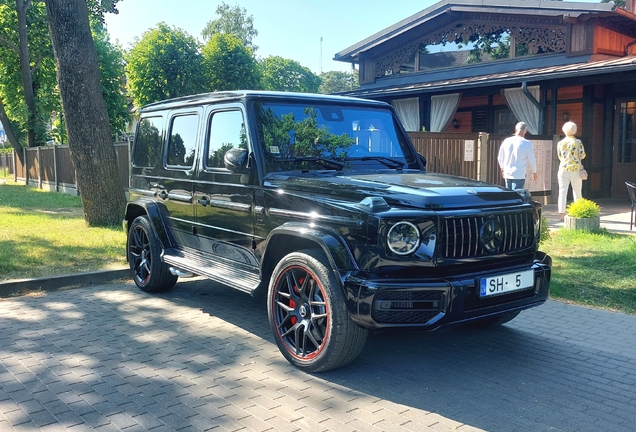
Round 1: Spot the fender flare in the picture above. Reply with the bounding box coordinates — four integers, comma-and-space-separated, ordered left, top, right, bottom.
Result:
263, 222, 358, 273
124, 198, 173, 249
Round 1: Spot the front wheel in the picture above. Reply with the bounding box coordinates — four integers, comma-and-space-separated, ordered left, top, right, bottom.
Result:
267, 249, 368, 372
127, 215, 177, 292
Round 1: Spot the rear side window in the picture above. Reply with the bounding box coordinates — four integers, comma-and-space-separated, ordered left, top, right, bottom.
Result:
206, 110, 246, 169
166, 114, 199, 168
132, 116, 164, 168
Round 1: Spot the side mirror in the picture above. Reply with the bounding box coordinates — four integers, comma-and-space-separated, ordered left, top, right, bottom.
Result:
224, 148, 249, 173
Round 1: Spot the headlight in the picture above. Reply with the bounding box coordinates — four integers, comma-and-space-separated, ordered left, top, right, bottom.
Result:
387, 221, 421, 255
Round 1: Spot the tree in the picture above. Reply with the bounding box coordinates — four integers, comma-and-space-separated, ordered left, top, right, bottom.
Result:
260, 56, 321, 93
0, 0, 125, 151
318, 71, 359, 94
201, 2, 258, 51
92, 19, 129, 135
126, 23, 206, 107
0, 0, 58, 150
44, 0, 126, 226
202, 33, 261, 91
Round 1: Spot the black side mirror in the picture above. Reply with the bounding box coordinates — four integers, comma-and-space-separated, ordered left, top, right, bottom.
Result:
224, 148, 249, 173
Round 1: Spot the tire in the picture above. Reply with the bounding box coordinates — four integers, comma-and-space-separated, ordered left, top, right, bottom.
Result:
127, 215, 177, 292
467, 310, 521, 328
267, 249, 368, 372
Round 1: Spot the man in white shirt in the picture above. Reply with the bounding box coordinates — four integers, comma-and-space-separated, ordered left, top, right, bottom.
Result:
497, 122, 538, 190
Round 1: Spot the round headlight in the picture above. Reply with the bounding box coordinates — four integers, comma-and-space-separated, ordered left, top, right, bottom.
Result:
387, 221, 421, 255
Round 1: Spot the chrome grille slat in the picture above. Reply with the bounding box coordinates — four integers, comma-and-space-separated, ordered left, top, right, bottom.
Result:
441, 212, 534, 259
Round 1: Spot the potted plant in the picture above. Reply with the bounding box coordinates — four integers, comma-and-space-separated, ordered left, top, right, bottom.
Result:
564, 198, 601, 231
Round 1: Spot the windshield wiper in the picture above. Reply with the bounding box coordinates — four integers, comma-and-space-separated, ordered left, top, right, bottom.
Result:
359, 156, 404, 170
280, 157, 345, 171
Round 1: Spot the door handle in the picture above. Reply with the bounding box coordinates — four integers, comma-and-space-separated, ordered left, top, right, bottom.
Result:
197, 196, 210, 207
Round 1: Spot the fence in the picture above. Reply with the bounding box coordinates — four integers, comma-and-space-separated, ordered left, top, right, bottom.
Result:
409, 132, 559, 203
1, 150, 14, 177
10, 143, 129, 195
5, 134, 559, 203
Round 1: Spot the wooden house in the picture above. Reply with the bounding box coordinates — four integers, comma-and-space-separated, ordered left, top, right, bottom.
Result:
335, 0, 636, 198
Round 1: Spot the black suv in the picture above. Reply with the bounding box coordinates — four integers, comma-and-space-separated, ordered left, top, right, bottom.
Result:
123, 91, 551, 372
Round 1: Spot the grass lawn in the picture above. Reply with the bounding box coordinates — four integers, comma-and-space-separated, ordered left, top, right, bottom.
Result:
0, 182, 127, 281
540, 228, 636, 315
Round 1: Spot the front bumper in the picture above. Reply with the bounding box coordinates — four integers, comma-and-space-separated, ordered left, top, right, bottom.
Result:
344, 252, 552, 329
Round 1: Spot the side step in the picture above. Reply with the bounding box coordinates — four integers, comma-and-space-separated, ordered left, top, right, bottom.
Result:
163, 248, 261, 294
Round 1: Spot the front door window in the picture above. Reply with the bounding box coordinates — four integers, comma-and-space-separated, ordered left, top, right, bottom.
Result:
619, 102, 635, 163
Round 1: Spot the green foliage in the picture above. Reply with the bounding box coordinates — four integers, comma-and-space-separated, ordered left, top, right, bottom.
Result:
201, 2, 258, 51
0, 1, 59, 146
125, 23, 206, 107
256, 105, 354, 170
566, 198, 601, 219
0, 0, 127, 145
318, 71, 359, 94
540, 214, 551, 242
201, 33, 261, 91
260, 56, 320, 93
91, 19, 129, 134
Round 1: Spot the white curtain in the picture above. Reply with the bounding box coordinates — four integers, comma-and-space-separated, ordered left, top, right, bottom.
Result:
502, 86, 541, 135
430, 93, 461, 132
392, 98, 420, 131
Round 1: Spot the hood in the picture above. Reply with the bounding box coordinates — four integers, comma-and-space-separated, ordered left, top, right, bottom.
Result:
264, 171, 527, 210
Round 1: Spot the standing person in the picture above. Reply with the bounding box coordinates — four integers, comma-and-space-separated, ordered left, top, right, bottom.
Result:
557, 121, 586, 221
497, 122, 538, 190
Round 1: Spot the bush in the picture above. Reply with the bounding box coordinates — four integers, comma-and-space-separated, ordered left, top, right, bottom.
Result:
540, 214, 551, 242
566, 198, 601, 219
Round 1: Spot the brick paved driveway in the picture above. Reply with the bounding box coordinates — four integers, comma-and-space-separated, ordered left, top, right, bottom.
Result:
1, 279, 635, 432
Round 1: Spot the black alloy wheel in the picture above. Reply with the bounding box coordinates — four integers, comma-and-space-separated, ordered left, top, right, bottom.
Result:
268, 249, 368, 372
127, 215, 177, 292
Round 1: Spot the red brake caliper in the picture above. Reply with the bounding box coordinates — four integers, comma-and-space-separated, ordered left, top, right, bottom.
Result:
289, 276, 305, 325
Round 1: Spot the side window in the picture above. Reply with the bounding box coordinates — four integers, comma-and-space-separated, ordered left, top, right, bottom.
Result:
132, 116, 164, 168
166, 114, 199, 167
206, 110, 246, 169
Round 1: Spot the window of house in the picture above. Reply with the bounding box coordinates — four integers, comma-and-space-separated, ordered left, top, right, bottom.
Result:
494, 108, 517, 135
383, 23, 565, 77
619, 102, 635, 163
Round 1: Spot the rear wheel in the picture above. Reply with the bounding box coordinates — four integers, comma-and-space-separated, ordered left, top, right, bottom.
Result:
127, 215, 177, 292
267, 249, 368, 372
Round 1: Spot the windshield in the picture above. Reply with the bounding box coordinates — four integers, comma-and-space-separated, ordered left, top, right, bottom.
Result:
252, 101, 417, 173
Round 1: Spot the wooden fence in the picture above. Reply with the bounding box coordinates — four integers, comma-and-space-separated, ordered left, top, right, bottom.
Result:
5, 133, 558, 203
10, 143, 129, 195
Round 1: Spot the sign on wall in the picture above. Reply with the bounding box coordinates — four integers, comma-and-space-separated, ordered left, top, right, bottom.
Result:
525, 139, 553, 192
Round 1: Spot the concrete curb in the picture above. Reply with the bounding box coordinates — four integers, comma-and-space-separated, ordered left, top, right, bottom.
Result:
0, 268, 130, 298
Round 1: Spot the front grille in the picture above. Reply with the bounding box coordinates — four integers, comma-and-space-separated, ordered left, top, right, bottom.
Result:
441, 212, 534, 259
372, 291, 443, 324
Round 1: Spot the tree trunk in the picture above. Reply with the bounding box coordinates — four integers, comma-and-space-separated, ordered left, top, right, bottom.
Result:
44, 0, 126, 226
16, 0, 37, 148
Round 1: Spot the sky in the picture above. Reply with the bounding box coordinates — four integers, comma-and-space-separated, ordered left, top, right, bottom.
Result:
106, 0, 604, 75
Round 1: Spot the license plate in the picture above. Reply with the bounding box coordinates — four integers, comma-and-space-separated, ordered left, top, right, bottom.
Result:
480, 270, 534, 297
